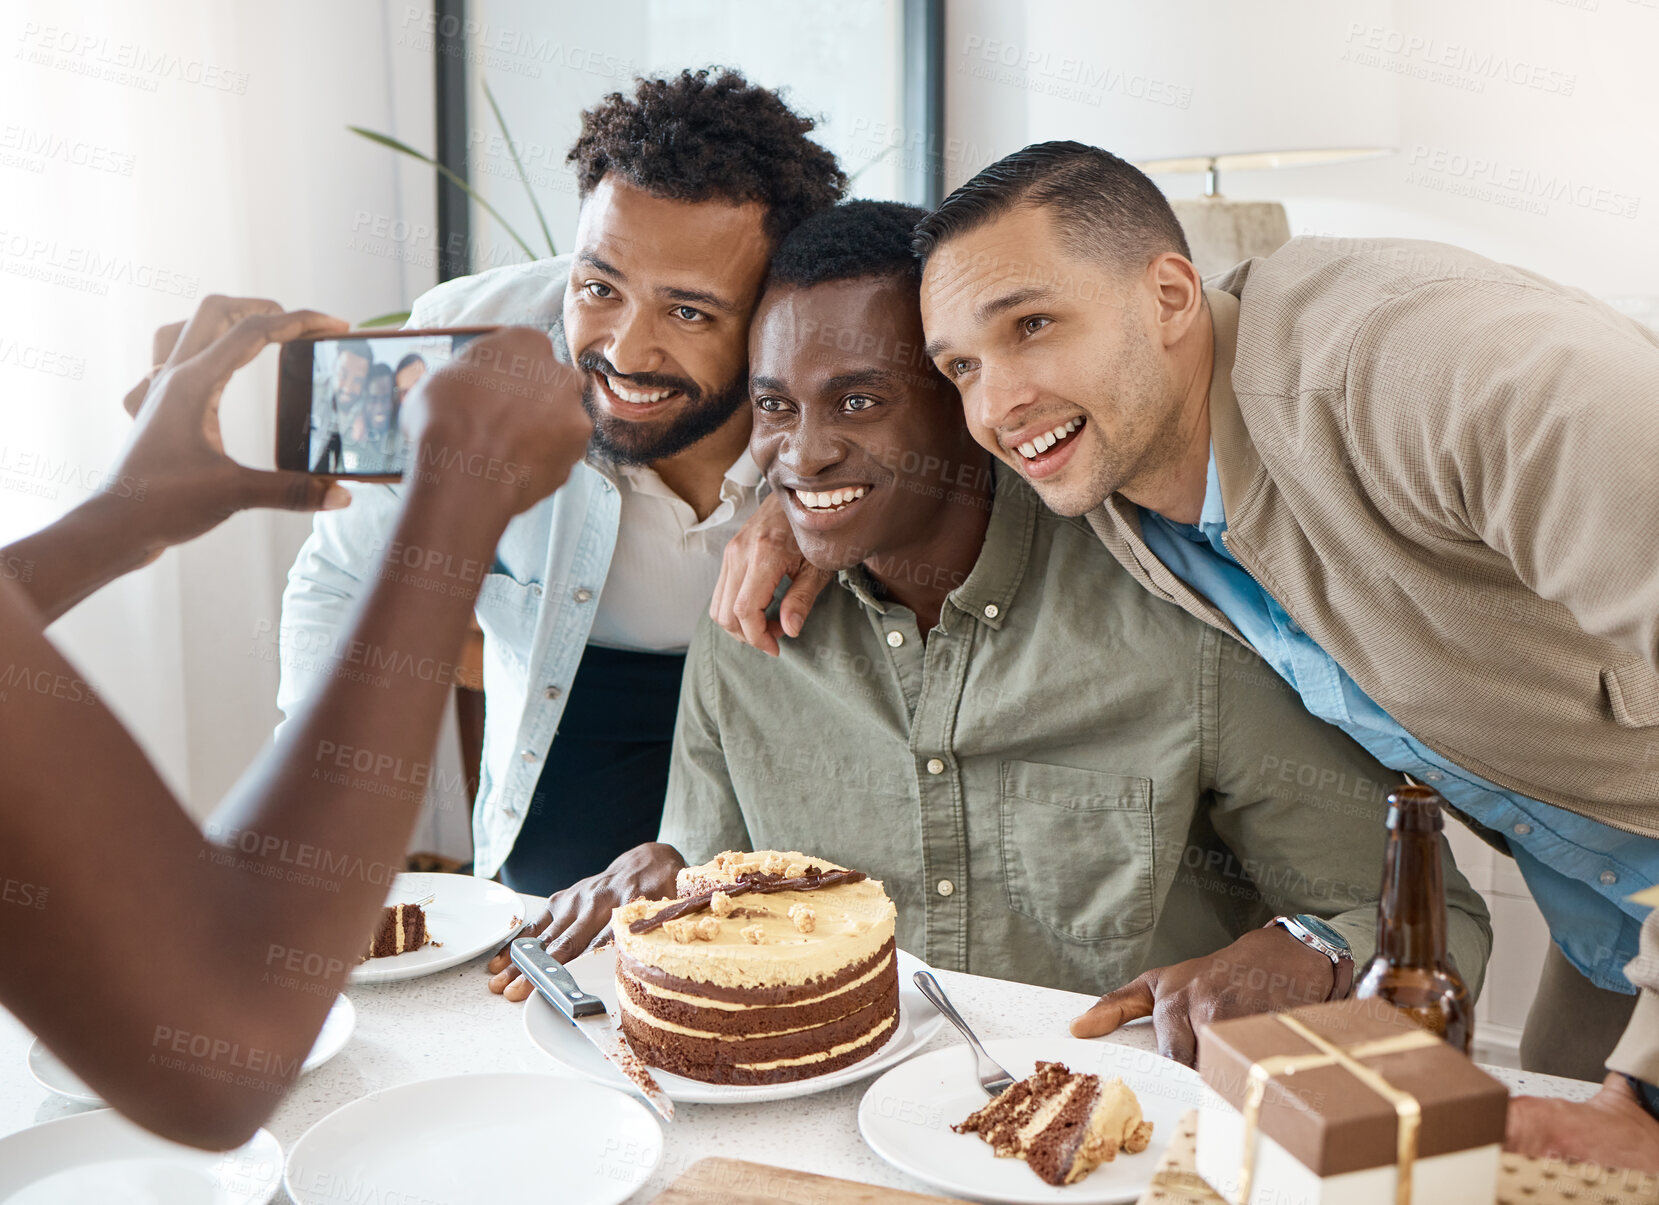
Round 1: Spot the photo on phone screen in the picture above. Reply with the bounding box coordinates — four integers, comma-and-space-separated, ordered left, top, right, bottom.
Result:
277, 330, 485, 478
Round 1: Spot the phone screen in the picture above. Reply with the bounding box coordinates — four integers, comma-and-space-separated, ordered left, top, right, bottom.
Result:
288, 331, 483, 477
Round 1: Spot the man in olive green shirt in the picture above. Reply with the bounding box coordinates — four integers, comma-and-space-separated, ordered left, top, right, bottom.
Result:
495, 201, 1491, 1064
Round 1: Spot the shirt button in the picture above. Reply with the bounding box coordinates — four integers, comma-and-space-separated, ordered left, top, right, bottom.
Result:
572, 587, 593, 603
1513, 823, 1533, 836
936, 879, 955, 897
1601, 870, 1619, 886
531, 583, 543, 597
520, 749, 538, 762
1425, 771, 1444, 783
886, 631, 904, 648
544, 686, 562, 700
926, 758, 945, 775
1286, 618, 1303, 634
983, 603, 1000, 619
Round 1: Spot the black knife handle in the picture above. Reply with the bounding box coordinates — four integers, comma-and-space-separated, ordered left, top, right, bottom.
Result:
509, 938, 606, 1019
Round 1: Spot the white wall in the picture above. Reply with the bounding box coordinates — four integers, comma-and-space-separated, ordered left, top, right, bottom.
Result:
944, 0, 1659, 1058
461, 0, 905, 264
1, 0, 463, 850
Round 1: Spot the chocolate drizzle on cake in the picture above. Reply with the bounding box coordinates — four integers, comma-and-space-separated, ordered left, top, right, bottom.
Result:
627, 867, 868, 934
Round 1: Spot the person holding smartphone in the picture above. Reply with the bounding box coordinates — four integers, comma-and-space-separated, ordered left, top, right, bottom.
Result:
0, 296, 590, 1148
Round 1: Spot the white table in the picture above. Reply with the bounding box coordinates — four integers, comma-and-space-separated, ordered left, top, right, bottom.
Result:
0, 894, 1599, 1203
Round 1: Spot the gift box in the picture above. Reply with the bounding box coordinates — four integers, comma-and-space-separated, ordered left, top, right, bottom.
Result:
1194, 997, 1508, 1205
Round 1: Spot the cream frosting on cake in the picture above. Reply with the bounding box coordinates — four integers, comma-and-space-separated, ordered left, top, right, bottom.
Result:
611, 850, 899, 1084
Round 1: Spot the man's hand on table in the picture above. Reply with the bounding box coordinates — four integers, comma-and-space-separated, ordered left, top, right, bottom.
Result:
486, 843, 687, 1002
710, 489, 832, 656
1069, 927, 1337, 1066
1505, 1073, 1659, 1173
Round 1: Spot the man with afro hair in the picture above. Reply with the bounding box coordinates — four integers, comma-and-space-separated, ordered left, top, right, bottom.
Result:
278, 69, 846, 934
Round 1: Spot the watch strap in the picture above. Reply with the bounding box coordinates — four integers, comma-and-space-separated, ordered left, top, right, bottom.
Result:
1267, 914, 1355, 1001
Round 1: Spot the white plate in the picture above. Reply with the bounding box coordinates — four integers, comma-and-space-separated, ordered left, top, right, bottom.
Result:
524, 946, 945, 1104
284, 1073, 660, 1205
28, 994, 357, 1105
0, 1111, 282, 1204
858, 1037, 1205, 1204
350, 872, 526, 983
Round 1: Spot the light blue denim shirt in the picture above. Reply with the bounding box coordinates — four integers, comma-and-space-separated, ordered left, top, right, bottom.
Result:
1140, 452, 1655, 992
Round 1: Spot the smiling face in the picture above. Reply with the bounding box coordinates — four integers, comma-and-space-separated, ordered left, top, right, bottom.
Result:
750, 274, 988, 574
920, 204, 1187, 517
363, 370, 395, 434
333, 349, 369, 408
563, 176, 773, 465
394, 358, 426, 402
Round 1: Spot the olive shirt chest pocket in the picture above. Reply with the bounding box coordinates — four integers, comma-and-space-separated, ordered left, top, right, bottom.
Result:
999, 760, 1156, 943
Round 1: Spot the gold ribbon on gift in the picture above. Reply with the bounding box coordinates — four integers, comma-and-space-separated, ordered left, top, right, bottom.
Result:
1232, 1014, 1440, 1205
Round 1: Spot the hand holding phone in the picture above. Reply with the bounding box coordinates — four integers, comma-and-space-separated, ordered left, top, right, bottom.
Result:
110, 296, 354, 554
399, 326, 592, 520
277, 326, 503, 478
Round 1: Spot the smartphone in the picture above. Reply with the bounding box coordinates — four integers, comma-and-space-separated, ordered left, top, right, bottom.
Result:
275, 327, 495, 478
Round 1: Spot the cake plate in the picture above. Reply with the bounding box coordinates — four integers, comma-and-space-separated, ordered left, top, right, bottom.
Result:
857, 1036, 1203, 1204
350, 871, 526, 983
523, 946, 946, 1104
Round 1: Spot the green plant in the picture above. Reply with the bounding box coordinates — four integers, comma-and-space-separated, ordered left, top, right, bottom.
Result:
350, 80, 557, 326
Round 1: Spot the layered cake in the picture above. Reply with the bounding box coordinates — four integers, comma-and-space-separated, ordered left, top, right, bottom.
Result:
611, 851, 899, 1085
954, 1061, 1154, 1185
362, 902, 430, 960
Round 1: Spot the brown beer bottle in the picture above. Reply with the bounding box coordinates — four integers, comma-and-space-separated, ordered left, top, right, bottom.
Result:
1353, 784, 1475, 1054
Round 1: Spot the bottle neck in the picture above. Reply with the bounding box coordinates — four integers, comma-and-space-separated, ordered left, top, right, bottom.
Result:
1374, 826, 1450, 968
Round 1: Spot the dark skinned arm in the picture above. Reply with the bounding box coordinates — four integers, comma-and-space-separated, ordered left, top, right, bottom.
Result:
2, 298, 349, 624
0, 312, 590, 1150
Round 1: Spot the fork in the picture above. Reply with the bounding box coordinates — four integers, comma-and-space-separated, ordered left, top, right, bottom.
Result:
912, 970, 1016, 1097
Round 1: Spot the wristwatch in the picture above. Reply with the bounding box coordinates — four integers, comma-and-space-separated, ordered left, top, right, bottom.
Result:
1265, 914, 1355, 1001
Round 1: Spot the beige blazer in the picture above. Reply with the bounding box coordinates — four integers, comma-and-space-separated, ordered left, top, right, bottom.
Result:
1087, 236, 1659, 840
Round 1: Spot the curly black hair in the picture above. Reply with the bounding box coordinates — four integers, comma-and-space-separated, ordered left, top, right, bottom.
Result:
767, 200, 930, 289
567, 67, 847, 244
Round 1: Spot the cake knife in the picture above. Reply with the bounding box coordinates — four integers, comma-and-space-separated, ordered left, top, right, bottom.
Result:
509, 937, 675, 1122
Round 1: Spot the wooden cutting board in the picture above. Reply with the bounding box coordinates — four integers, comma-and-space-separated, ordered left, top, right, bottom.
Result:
649, 1157, 964, 1203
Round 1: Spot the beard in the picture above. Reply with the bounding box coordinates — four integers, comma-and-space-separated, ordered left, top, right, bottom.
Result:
577, 351, 748, 466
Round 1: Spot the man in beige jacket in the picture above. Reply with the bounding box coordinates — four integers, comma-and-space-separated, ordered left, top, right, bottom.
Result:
712, 140, 1659, 1169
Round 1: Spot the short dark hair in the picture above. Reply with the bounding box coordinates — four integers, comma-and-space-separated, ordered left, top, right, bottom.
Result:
568, 67, 847, 244
394, 353, 426, 375
767, 200, 930, 289
911, 141, 1190, 270
336, 339, 373, 367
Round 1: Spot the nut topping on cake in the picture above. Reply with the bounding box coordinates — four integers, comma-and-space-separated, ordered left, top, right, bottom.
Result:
612, 851, 900, 1087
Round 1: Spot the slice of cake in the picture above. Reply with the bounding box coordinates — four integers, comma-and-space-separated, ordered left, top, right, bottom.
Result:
953, 1061, 1154, 1186
611, 851, 899, 1085
363, 902, 429, 960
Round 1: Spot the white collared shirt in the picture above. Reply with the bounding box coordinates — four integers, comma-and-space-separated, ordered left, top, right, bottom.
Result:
587, 449, 764, 653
